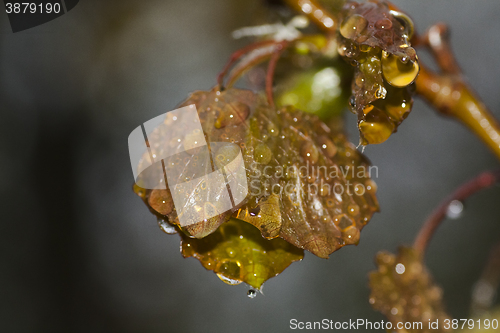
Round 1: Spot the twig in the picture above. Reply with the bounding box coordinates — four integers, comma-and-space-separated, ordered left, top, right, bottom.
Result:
470, 242, 500, 315
413, 169, 500, 255
217, 40, 276, 89
225, 45, 277, 89
413, 22, 500, 161
420, 23, 461, 74
416, 66, 500, 161
284, 0, 337, 33
265, 41, 288, 108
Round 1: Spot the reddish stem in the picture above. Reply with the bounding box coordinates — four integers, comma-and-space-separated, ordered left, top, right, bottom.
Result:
265, 41, 288, 108
225, 45, 277, 88
217, 40, 277, 89
413, 170, 500, 255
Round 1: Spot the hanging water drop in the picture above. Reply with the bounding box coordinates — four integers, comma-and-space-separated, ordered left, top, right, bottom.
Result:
247, 289, 257, 299
358, 107, 395, 145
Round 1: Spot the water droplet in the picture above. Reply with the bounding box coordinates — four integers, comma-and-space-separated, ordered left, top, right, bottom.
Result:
340, 14, 368, 39
226, 247, 236, 258
375, 86, 387, 99
247, 289, 257, 298
359, 44, 371, 52
446, 200, 464, 219
349, 95, 357, 110
358, 107, 395, 145
381, 50, 419, 87
375, 18, 392, 30
214, 143, 240, 170
217, 273, 242, 285
382, 85, 413, 122
363, 104, 374, 115
217, 260, 241, 280
348, 204, 360, 216
301, 141, 319, 164
318, 136, 337, 158
365, 180, 377, 193
395, 263, 405, 275
343, 226, 360, 245
158, 218, 177, 234
267, 122, 279, 136
254, 143, 272, 164
390, 10, 415, 39
249, 205, 261, 217
216, 102, 250, 128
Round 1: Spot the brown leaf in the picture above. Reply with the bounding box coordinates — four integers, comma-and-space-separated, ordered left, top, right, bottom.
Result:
135, 87, 379, 258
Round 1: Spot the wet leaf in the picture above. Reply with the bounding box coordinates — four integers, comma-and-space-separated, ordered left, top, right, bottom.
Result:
369, 247, 452, 332
135, 87, 379, 259
180, 217, 304, 289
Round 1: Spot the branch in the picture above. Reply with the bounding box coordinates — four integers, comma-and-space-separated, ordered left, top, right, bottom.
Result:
217, 40, 276, 89
265, 41, 288, 108
283, 0, 337, 33
413, 169, 500, 255
414, 23, 500, 161
471, 242, 500, 315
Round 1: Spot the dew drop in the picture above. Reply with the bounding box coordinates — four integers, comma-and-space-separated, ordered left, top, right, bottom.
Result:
446, 200, 464, 219
340, 14, 368, 39
358, 107, 395, 145
318, 136, 337, 158
348, 204, 360, 216
301, 141, 319, 164
375, 18, 392, 30
390, 10, 415, 39
381, 50, 419, 88
395, 263, 406, 275
226, 247, 236, 258
267, 122, 279, 136
247, 289, 257, 299
359, 44, 371, 52
217, 259, 241, 280
254, 143, 272, 164
217, 273, 242, 285
375, 86, 387, 99
349, 95, 356, 109
343, 226, 360, 245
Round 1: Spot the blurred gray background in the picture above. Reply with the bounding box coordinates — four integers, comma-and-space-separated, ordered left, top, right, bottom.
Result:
1, 0, 500, 332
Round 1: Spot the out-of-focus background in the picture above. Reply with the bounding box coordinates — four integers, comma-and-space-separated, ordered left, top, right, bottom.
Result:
1, 0, 500, 332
